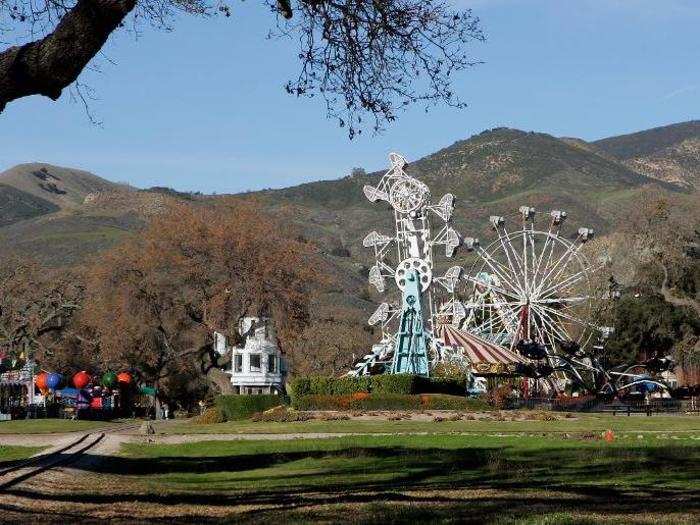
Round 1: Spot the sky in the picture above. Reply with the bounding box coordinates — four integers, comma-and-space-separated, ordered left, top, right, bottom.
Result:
1, 0, 699, 193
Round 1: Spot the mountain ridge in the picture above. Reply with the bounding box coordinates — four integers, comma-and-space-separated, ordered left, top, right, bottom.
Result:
1, 121, 697, 268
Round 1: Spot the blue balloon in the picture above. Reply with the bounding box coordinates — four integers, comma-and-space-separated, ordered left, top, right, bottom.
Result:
46, 372, 63, 391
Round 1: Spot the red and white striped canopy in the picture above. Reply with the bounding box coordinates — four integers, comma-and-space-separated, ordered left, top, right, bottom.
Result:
436, 324, 526, 375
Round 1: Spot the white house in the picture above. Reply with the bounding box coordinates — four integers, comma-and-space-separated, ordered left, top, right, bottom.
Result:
219, 317, 286, 395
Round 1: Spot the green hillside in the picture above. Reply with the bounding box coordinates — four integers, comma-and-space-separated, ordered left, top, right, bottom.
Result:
0, 123, 695, 272
594, 120, 700, 188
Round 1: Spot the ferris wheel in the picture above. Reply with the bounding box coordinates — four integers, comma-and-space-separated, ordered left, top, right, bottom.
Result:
460, 207, 613, 391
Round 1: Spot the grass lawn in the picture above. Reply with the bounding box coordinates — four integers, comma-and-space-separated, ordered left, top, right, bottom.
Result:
0, 419, 120, 434
0, 444, 45, 465
161, 413, 700, 436
2, 429, 698, 523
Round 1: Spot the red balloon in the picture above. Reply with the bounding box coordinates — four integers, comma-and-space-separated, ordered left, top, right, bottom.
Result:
73, 371, 91, 389
35, 372, 48, 392
116, 371, 132, 385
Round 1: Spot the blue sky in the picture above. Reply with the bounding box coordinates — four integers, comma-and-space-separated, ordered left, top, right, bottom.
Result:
1, 0, 698, 193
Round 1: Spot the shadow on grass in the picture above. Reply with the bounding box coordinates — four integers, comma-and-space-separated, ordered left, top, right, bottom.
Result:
1, 443, 698, 523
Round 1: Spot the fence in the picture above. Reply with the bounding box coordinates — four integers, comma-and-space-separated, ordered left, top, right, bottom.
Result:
509, 396, 692, 415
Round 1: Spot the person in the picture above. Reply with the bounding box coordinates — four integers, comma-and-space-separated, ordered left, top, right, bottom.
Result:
164, 403, 169, 420
198, 399, 205, 415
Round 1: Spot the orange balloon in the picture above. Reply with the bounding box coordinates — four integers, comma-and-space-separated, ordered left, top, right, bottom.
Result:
116, 371, 132, 385
35, 371, 48, 391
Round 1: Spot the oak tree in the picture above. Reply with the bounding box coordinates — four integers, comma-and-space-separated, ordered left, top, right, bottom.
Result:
82, 199, 320, 398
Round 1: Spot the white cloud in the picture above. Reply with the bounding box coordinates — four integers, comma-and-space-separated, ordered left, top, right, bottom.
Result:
662, 85, 698, 101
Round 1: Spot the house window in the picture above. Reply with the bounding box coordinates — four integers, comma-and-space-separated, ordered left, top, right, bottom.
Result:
249, 354, 261, 372
234, 354, 243, 373
268, 356, 276, 373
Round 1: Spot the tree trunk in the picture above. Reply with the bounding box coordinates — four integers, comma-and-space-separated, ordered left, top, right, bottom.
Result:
0, 0, 136, 112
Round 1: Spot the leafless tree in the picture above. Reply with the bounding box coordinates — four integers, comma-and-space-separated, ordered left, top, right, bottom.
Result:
0, 257, 83, 364
0, 0, 484, 136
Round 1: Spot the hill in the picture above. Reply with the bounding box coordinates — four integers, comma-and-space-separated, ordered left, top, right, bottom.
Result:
254, 127, 684, 269
0, 123, 694, 271
594, 120, 700, 188
0, 163, 174, 266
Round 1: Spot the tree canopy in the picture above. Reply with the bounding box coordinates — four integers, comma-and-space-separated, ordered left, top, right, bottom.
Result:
0, 0, 484, 136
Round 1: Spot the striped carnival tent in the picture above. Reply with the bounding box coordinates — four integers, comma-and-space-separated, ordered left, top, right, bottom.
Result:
436, 324, 527, 376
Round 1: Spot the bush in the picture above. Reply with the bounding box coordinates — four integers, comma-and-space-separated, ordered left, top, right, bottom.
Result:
193, 406, 226, 425
250, 406, 312, 422
215, 395, 287, 420
417, 377, 466, 396
288, 374, 468, 401
420, 394, 489, 411
487, 385, 514, 410
288, 377, 312, 400
288, 375, 371, 401
292, 393, 487, 411
370, 374, 418, 395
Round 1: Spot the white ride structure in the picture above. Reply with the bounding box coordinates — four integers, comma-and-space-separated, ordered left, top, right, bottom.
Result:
349, 153, 464, 376
461, 207, 615, 392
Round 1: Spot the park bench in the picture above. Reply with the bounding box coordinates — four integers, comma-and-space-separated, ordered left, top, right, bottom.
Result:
600, 404, 653, 416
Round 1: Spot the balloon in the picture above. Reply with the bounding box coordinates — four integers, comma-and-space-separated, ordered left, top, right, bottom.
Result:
35, 371, 48, 392
116, 371, 132, 385
46, 372, 63, 391
102, 371, 117, 387
73, 371, 91, 389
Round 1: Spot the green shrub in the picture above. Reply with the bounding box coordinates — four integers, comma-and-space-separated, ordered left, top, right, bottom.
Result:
289, 374, 468, 400
289, 375, 370, 400
288, 377, 312, 401
215, 395, 287, 420
420, 394, 489, 411
370, 374, 418, 394
330, 376, 371, 395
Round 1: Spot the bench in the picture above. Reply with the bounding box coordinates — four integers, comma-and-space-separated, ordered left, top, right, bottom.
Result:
600, 404, 653, 416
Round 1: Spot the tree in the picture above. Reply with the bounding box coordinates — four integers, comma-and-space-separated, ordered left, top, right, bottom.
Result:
81, 199, 321, 399
287, 319, 375, 376
0, 0, 484, 136
604, 192, 700, 381
0, 257, 83, 367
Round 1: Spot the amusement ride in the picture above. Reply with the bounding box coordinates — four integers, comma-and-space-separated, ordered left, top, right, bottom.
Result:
350, 153, 675, 397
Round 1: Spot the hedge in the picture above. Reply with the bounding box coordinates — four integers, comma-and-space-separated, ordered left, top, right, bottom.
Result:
288, 374, 466, 402
215, 395, 287, 420
292, 393, 487, 411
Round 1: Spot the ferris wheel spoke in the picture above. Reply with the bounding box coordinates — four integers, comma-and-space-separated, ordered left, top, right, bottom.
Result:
533, 231, 561, 293
531, 304, 572, 343
537, 296, 590, 304
538, 266, 592, 300
479, 248, 520, 293
532, 221, 559, 286
534, 302, 592, 332
469, 314, 508, 337
521, 224, 530, 295
503, 229, 527, 280
471, 304, 520, 337
535, 241, 582, 297
472, 280, 522, 303
495, 228, 527, 291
